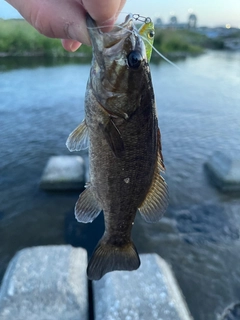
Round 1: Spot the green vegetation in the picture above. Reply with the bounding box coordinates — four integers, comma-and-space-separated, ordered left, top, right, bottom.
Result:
152, 28, 226, 58
0, 19, 91, 57
0, 19, 225, 59
228, 29, 240, 38
153, 28, 205, 57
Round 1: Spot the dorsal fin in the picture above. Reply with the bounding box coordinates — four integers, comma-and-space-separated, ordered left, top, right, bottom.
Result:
157, 128, 165, 171
138, 150, 168, 222
66, 120, 89, 152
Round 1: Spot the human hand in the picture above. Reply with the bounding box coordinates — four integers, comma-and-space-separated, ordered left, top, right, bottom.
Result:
6, 0, 126, 51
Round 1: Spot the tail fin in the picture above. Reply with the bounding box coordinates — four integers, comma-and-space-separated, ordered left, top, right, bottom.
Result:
87, 238, 140, 280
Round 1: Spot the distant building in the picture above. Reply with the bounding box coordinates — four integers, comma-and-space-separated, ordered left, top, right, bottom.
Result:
165, 16, 188, 30
197, 26, 239, 39
188, 14, 197, 28
155, 17, 163, 28
170, 15, 178, 26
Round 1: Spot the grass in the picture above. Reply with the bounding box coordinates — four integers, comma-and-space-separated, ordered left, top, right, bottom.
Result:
0, 19, 91, 57
0, 19, 225, 58
153, 29, 207, 57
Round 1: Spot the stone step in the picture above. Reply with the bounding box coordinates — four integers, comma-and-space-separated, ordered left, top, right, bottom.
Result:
0, 246, 88, 320
0, 246, 193, 320
40, 155, 86, 191
220, 302, 240, 320
93, 253, 193, 320
205, 151, 240, 192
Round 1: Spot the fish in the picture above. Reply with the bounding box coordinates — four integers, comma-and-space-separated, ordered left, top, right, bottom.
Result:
66, 14, 168, 280
138, 17, 155, 61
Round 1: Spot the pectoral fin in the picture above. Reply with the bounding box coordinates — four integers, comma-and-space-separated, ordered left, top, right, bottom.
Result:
66, 119, 89, 152
75, 184, 102, 223
99, 119, 125, 158
138, 153, 168, 222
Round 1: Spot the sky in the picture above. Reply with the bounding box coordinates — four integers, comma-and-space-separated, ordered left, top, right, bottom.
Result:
0, 0, 240, 28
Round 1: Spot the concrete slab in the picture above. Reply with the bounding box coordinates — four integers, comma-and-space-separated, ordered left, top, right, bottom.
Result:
0, 245, 88, 320
205, 151, 240, 192
40, 155, 85, 190
93, 253, 193, 320
220, 302, 240, 320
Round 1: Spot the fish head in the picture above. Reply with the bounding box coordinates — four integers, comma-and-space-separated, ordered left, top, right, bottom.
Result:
87, 14, 149, 95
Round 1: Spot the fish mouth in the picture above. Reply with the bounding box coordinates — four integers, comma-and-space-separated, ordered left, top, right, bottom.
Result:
86, 14, 135, 50
106, 14, 134, 40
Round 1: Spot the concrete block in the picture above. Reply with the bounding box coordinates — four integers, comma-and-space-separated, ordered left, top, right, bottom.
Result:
0, 245, 88, 320
93, 253, 193, 320
40, 155, 85, 190
220, 302, 240, 319
205, 151, 240, 192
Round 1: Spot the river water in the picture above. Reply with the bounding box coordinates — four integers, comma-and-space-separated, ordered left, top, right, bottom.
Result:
0, 51, 240, 320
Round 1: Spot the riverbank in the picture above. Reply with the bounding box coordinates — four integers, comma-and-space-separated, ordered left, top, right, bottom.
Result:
0, 18, 226, 59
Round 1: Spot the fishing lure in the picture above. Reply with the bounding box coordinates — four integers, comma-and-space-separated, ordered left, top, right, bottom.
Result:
133, 14, 155, 61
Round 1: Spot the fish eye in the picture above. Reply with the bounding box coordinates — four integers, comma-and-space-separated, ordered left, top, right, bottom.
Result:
127, 50, 142, 69
148, 30, 155, 39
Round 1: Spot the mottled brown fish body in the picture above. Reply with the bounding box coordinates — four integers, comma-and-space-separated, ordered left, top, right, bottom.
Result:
67, 14, 168, 280
86, 78, 156, 277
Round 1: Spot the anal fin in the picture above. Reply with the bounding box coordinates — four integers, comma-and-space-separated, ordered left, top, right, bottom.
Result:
138, 153, 169, 222
66, 119, 89, 152
75, 185, 102, 223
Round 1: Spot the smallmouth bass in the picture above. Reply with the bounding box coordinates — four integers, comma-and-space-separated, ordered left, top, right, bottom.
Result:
67, 14, 168, 280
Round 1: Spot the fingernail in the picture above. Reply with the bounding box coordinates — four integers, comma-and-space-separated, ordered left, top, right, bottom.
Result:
70, 42, 81, 52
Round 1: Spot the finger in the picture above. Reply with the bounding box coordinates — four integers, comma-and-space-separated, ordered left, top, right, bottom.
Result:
6, 0, 91, 45
81, 0, 126, 31
61, 39, 82, 52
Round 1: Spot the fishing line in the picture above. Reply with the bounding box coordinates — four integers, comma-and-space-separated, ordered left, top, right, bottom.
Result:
86, 18, 181, 70
140, 35, 181, 71
86, 24, 119, 30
